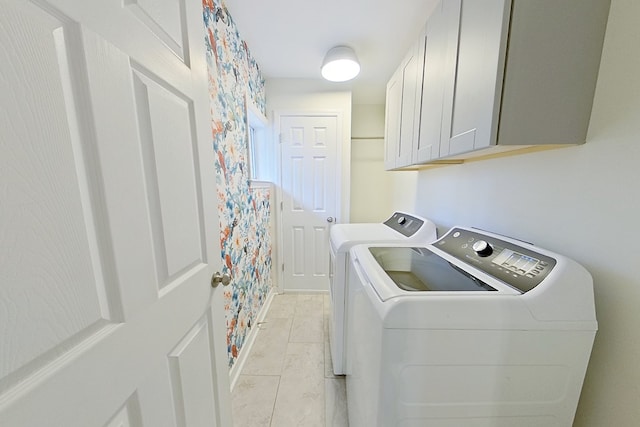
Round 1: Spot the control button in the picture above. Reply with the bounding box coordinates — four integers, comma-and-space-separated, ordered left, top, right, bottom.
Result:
535, 265, 544, 271
468, 238, 475, 243
453, 232, 461, 238
539, 261, 548, 266
472, 240, 493, 257
532, 270, 539, 275
461, 243, 468, 249
526, 273, 535, 278
397, 216, 407, 225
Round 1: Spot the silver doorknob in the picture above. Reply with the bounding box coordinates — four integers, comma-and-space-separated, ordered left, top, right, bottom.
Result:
211, 272, 231, 287
327, 217, 334, 223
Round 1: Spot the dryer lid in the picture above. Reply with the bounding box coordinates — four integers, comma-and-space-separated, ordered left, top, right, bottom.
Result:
329, 211, 437, 252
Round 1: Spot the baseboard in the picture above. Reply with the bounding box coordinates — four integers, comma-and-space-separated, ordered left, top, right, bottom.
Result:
229, 288, 277, 391
281, 289, 329, 295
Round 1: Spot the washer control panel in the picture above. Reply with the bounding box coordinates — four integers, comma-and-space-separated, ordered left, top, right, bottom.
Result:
435, 228, 556, 293
383, 212, 425, 237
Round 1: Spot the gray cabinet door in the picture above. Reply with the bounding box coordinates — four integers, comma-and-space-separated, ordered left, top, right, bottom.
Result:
440, 0, 511, 157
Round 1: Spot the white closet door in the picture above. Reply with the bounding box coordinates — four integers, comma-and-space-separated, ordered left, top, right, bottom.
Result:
279, 114, 339, 291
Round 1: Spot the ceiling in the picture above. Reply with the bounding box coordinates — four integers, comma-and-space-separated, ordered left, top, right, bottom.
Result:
224, 0, 439, 105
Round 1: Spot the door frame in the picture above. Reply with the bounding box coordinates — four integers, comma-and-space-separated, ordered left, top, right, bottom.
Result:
273, 109, 350, 294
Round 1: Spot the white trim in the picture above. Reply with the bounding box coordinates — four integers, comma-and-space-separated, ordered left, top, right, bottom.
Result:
273, 112, 285, 295
229, 288, 277, 391
245, 93, 269, 181
280, 289, 330, 296
245, 93, 268, 127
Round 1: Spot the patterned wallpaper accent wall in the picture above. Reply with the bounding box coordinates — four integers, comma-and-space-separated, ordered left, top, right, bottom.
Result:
202, 0, 272, 368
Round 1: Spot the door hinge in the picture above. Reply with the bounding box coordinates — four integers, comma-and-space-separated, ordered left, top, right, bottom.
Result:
281, 263, 285, 272
279, 133, 283, 144
280, 201, 283, 211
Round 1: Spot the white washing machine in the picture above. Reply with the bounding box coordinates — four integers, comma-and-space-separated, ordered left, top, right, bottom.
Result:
346, 226, 597, 427
328, 212, 437, 375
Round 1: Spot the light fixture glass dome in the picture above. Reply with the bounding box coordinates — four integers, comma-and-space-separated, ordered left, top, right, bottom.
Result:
321, 46, 360, 82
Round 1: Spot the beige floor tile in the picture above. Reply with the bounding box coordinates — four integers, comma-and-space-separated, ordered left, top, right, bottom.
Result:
283, 341, 324, 371
295, 294, 324, 318
325, 378, 348, 427
270, 342, 325, 427
290, 315, 324, 343
241, 317, 292, 376
231, 375, 279, 427
266, 293, 297, 319
237, 293, 348, 426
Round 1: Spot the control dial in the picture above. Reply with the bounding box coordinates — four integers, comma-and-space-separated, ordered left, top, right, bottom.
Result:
397, 216, 407, 225
472, 240, 493, 257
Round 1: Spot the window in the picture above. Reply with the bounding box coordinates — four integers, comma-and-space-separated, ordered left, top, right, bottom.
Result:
246, 97, 270, 181
248, 124, 258, 178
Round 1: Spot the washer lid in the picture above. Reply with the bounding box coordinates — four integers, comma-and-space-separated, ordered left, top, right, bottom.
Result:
369, 246, 498, 293
351, 243, 520, 303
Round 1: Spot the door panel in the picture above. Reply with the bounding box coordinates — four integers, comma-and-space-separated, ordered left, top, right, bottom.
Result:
131, 66, 204, 288
0, 0, 119, 389
105, 401, 139, 427
168, 316, 217, 427
0, 0, 230, 425
397, 42, 421, 167
280, 115, 338, 291
415, 1, 447, 163
384, 72, 402, 169
124, 0, 188, 63
440, 0, 510, 157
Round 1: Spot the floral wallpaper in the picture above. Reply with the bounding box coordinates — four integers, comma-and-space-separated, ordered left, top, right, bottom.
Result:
202, 0, 272, 368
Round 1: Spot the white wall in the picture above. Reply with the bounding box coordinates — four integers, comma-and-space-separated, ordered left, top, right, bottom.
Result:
350, 104, 391, 223
350, 104, 419, 222
386, 1, 639, 424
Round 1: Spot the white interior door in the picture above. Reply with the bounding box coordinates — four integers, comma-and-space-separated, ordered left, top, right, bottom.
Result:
279, 114, 340, 291
0, 1, 231, 426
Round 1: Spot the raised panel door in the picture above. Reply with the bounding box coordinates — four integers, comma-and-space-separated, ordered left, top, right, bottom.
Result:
384, 68, 402, 170
280, 114, 339, 291
440, 0, 511, 157
414, 1, 447, 163
396, 41, 421, 168
0, 0, 231, 425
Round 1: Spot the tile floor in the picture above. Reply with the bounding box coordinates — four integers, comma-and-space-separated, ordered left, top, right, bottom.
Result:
231, 293, 349, 427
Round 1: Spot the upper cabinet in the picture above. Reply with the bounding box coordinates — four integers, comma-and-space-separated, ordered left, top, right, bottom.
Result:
385, 0, 611, 170
440, 0, 510, 158
413, 1, 452, 164
384, 39, 422, 169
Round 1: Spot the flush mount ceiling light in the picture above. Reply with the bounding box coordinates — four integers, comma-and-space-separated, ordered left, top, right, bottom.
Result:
321, 46, 360, 82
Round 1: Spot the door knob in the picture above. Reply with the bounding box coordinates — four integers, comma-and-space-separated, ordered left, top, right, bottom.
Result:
211, 272, 231, 287
327, 217, 334, 223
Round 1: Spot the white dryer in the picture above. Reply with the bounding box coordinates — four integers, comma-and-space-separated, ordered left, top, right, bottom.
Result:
346, 226, 597, 427
328, 212, 437, 375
